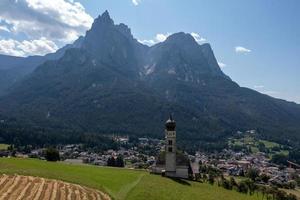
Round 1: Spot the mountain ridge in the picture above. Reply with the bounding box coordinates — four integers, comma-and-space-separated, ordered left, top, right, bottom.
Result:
0, 36, 84, 96
0, 11, 299, 148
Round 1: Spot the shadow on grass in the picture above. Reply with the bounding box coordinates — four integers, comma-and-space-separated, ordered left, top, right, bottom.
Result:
168, 177, 191, 186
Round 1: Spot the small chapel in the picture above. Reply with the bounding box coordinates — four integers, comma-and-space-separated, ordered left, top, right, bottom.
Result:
151, 115, 190, 179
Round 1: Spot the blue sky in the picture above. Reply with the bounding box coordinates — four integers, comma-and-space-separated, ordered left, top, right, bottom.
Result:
0, 0, 299, 103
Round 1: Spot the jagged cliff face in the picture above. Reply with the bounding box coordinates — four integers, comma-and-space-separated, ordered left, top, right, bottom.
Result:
81, 11, 148, 78
0, 11, 300, 145
143, 33, 227, 80
80, 11, 227, 82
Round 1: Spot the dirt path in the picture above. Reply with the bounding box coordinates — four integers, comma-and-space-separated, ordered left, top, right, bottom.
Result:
115, 173, 145, 200
0, 174, 111, 200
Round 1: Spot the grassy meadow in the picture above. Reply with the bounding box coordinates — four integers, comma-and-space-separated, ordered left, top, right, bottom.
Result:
0, 143, 9, 150
229, 135, 289, 156
0, 158, 261, 200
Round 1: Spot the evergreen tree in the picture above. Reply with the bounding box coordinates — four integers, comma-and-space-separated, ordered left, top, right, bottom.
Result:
230, 177, 237, 188
208, 171, 215, 185
107, 157, 115, 166
116, 155, 125, 167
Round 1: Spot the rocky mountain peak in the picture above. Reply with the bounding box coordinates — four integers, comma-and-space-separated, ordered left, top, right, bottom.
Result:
116, 23, 133, 40
89, 11, 133, 40
165, 32, 198, 47
83, 11, 136, 51
93, 10, 114, 28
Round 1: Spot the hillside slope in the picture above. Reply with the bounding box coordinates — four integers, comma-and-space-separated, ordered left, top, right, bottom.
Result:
0, 158, 261, 200
0, 37, 83, 96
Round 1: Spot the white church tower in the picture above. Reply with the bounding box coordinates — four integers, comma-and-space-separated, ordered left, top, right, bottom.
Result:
165, 114, 177, 177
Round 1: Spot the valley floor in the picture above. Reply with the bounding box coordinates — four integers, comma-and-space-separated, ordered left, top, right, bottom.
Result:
0, 158, 261, 200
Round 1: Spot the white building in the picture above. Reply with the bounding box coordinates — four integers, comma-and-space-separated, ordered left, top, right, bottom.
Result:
151, 115, 190, 179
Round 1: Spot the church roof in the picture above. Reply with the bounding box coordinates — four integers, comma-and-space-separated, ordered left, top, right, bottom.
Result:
156, 150, 190, 166
165, 114, 176, 130
166, 114, 175, 123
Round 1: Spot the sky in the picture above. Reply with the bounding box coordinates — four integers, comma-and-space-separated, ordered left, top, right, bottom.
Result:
0, 0, 299, 103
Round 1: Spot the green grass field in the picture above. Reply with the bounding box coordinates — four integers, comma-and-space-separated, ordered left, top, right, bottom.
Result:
0, 143, 9, 150
229, 135, 290, 158
0, 158, 261, 200
259, 140, 279, 149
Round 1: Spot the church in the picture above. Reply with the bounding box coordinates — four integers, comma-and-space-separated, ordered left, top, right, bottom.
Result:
151, 115, 190, 179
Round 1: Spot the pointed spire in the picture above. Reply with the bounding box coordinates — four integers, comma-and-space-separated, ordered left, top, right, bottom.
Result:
93, 10, 114, 27
165, 114, 176, 130
169, 113, 173, 121
101, 10, 111, 19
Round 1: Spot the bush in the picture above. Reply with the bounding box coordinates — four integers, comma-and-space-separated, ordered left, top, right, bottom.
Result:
107, 155, 124, 167
107, 157, 115, 166
271, 146, 281, 152
289, 149, 300, 164
208, 172, 215, 185
286, 194, 297, 200
115, 155, 125, 167
246, 168, 260, 181
44, 148, 60, 162
230, 177, 237, 188
221, 178, 232, 190
244, 179, 256, 195
237, 181, 248, 194
260, 173, 271, 183
271, 154, 288, 165
287, 181, 297, 189
296, 177, 300, 187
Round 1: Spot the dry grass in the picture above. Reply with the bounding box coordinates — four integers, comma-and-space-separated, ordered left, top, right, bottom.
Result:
0, 174, 111, 200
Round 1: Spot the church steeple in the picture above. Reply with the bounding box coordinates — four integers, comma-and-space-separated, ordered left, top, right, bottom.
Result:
165, 114, 176, 131
169, 114, 173, 121
165, 115, 176, 176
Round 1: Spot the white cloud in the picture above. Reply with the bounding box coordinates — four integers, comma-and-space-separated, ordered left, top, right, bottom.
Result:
138, 39, 155, 46
191, 32, 206, 43
155, 33, 171, 42
254, 85, 265, 89
262, 91, 279, 95
260, 90, 280, 100
235, 46, 251, 53
0, 25, 10, 32
253, 85, 280, 98
0, 37, 58, 57
218, 62, 226, 68
218, 62, 227, 68
0, 39, 23, 57
0, 0, 93, 43
139, 33, 171, 46
132, 0, 141, 6
139, 32, 207, 46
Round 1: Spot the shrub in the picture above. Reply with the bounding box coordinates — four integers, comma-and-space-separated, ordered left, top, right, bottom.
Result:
260, 173, 271, 183
221, 178, 232, 190
237, 181, 248, 194
44, 148, 60, 162
246, 168, 260, 181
